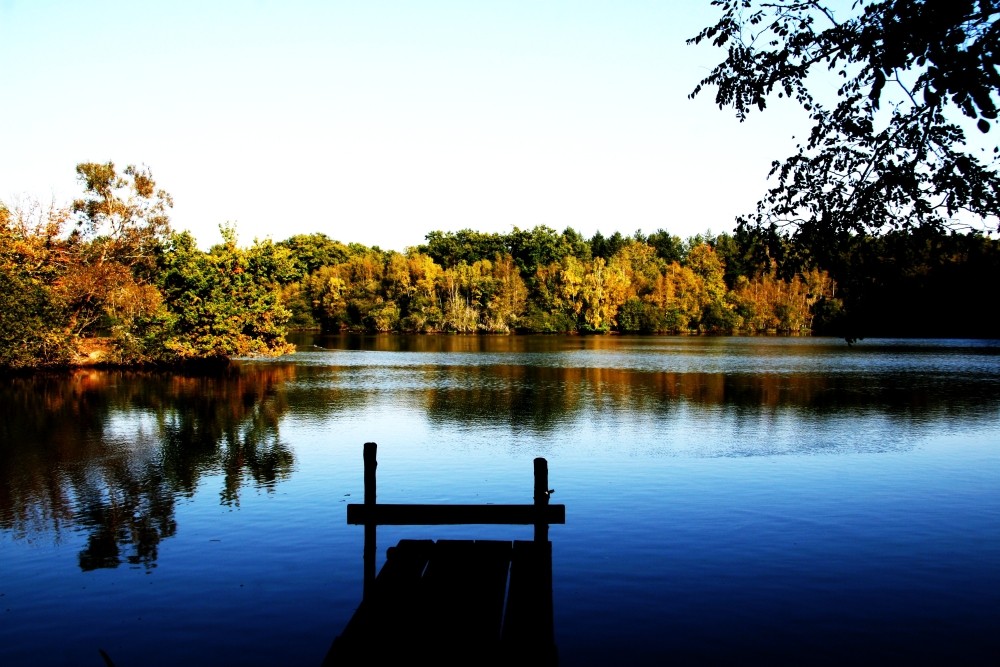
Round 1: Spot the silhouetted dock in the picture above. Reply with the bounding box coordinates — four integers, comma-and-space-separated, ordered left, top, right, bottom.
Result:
324, 443, 565, 666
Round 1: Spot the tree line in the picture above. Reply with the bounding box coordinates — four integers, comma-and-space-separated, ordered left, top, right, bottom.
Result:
6, 4, 1000, 369
280, 226, 837, 337
1, 163, 294, 369
3, 162, 998, 370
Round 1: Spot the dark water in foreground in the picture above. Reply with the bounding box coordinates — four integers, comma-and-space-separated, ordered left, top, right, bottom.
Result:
1, 335, 999, 666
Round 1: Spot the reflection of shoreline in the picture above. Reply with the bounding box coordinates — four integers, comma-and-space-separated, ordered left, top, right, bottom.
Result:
291, 331, 1000, 355
283, 362, 997, 432
0, 365, 297, 569
286, 335, 1000, 434
4, 344, 997, 557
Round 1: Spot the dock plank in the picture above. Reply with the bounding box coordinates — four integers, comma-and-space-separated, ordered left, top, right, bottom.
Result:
501, 540, 557, 664
325, 538, 556, 666
418, 540, 513, 659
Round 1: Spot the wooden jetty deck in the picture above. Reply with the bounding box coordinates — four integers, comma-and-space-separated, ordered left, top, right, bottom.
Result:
323, 443, 566, 666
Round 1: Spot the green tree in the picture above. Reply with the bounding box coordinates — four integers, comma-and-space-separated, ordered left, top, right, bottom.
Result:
507, 225, 567, 277
277, 233, 350, 280
560, 227, 593, 261
645, 229, 685, 264
711, 231, 747, 287
590, 230, 628, 259
158, 227, 294, 360
421, 229, 508, 269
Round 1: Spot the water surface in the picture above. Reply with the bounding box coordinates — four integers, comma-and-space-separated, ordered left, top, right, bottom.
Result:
2, 335, 998, 665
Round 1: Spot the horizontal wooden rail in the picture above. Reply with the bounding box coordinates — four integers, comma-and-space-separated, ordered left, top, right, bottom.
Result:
347, 503, 566, 526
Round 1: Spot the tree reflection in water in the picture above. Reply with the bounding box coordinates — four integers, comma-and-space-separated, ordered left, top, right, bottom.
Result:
0, 363, 296, 570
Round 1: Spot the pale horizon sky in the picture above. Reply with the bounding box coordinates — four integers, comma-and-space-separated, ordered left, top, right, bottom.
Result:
1, 1, 813, 252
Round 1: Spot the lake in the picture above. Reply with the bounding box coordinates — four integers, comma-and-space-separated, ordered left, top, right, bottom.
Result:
2, 335, 998, 666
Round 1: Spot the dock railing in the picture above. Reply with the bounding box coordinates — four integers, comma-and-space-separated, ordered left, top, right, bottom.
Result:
325, 441, 566, 665
346, 442, 566, 594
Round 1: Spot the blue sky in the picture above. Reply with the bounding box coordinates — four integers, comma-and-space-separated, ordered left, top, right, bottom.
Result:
1, 1, 812, 251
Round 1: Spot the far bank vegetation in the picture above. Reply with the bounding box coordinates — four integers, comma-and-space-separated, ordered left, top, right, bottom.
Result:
4, 162, 997, 370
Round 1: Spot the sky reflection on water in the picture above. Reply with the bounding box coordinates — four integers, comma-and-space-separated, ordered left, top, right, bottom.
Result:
1, 336, 998, 665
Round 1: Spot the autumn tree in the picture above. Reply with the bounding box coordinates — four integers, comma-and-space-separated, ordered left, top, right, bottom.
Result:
523, 259, 579, 332
403, 252, 445, 331
579, 257, 629, 332
610, 241, 666, 332
71, 162, 172, 268
308, 265, 351, 331
0, 200, 73, 367
440, 262, 481, 332
730, 268, 832, 332
57, 162, 173, 343
480, 254, 529, 332
653, 262, 704, 332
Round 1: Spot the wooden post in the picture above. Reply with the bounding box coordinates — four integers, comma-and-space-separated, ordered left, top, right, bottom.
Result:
533, 457, 549, 544
363, 442, 377, 597
531, 457, 557, 664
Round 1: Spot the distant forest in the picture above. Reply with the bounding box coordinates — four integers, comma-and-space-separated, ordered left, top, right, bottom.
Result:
274, 224, 1000, 343
3, 163, 999, 369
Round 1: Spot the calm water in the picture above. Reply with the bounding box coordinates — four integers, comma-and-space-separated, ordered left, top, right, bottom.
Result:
2, 335, 999, 666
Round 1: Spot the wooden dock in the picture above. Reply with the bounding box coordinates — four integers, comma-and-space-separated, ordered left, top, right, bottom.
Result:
323, 443, 565, 666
